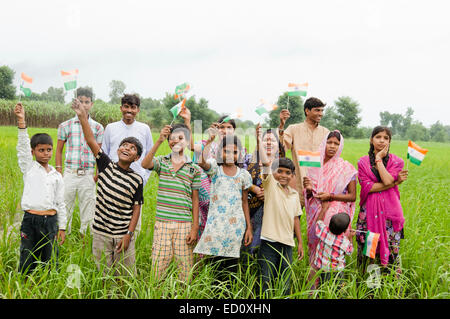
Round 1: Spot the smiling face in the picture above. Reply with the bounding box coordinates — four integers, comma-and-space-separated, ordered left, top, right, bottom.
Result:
370, 129, 391, 153
273, 166, 293, 187
120, 103, 140, 124
262, 132, 278, 157
325, 136, 340, 159
117, 141, 140, 164
305, 106, 324, 124
168, 129, 188, 154
32, 144, 53, 165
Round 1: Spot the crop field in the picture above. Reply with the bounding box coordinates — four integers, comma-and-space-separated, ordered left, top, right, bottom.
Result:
0, 125, 448, 299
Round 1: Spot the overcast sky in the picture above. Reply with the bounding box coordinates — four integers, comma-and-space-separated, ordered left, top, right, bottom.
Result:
2, 0, 449, 127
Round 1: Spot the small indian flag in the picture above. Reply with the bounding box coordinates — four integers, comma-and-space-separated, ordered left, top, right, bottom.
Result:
20, 73, 33, 97
174, 82, 191, 100
255, 99, 278, 116
170, 98, 186, 119
407, 140, 428, 166
287, 82, 308, 97
61, 69, 79, 91
363, 231, 380, 259
222, 108, 243, 123
297, 150, 321, 167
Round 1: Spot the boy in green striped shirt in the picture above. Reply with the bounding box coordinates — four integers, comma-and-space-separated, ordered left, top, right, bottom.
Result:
142, 123, 201, 281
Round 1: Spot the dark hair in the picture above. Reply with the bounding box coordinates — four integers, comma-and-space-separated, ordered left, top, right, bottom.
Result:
271, 157, 295, 174
121, 94, 140, 107
218, 115, 236, 129
216, 135, 244, 166
304, 97, 326, 116
329, 213, 350, 235
327, 130, 341, 141
119, 137, 143, 157
368, 126, 392, 182
30, 133, 53, 149
76, 86, 94, 101
262, 129, 286, 158
169, 123, 190, 140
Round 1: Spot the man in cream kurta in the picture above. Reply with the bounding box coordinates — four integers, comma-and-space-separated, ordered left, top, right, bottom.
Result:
279, 97, 330, 206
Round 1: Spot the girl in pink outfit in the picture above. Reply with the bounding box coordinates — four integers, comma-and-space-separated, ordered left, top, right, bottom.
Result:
355, 126, 408, 273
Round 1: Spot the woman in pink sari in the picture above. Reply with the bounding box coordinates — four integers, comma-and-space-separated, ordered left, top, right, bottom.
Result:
356, 126, 408, 273
303, 131, 357, 269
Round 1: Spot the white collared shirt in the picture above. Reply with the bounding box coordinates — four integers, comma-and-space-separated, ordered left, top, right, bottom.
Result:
101, 119, 153, 185
17, 128, 67, 230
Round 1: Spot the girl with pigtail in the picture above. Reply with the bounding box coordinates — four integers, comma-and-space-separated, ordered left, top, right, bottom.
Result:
356, 126, 408, 274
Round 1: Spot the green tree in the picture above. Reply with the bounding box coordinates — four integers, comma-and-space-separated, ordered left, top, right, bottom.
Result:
379, 107, 414, 138
429, 121, 448, 142
320, 105, 339, 131
267, 92, 304, 128
108, 80, 126, 104
334, 96, 362, 138
0, 66, 16, 100
405, 121, 430, 141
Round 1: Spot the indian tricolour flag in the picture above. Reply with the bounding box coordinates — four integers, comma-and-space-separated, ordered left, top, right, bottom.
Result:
170, 98, 186, 119
255, 99, 278, 116
363, 231, 380, 259
407, 140, 428, 166
61, 69, 78, 91
287, 82, 308, 97
222, 108, 243, 123
20, 73, 33, 97
174, 82, 191, 100
297, 150, 321, 167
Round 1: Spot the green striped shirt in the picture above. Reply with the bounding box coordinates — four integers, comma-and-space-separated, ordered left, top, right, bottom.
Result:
153, 154, 202, 222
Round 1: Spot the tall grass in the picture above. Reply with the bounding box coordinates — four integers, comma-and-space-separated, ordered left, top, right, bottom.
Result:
0, 126, 448, 299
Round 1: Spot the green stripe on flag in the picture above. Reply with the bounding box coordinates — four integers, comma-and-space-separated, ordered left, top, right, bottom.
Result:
20, 86, 32, 97
299, 161, 321, 167
64, 81, 77, 91
288, 91, 307, 97
407, 153, 423, 166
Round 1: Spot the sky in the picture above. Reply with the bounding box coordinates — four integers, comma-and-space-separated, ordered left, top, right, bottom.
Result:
2, 0, 449, 127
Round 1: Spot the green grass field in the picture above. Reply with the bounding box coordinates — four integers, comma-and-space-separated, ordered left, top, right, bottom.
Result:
0, 125, 448, 299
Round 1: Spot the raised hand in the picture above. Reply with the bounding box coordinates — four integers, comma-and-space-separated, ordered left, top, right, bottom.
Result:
208, 123, 219, 142
71, 98, 86, 117
14, 103, 25, 121
179, 106, 191, 124
158, 125, 172, 142
279, 109, 290, 127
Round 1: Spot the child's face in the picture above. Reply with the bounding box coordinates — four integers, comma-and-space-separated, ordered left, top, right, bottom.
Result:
168, 130, 188, 154
221, 144, 239, 165
370, 130, 390, 152
273, 166, 293, 187
77, 95, 93, 113
325, 136, 340, 159
32, 144, 53, 165
218, 122, 234, 138
117, 142, 140, 163
120, 103, 140, 123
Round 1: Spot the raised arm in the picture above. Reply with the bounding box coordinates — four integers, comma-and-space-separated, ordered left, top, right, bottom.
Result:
71, 99, 100, 156
141, 125, 171, 170
198, 124, 218, 171
14, 103, 33, 174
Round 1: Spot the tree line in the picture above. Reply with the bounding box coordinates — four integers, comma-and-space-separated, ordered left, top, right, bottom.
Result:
1, 65, 449, 142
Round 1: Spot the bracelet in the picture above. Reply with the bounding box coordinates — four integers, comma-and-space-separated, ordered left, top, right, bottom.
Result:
55, 166, 62, 168
375, 159, 382, 163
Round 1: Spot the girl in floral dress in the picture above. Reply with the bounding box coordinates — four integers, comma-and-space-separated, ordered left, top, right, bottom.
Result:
194, 134, 253, 278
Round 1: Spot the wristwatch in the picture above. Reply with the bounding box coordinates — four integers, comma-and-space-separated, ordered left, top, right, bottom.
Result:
126, 230, 134, 238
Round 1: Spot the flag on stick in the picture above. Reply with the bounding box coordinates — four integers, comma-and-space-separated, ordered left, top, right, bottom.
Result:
61, 69, 79, 91
174, 82, 191, 100
287, 82, 308, 97
170, 98, 186, 119
20, 73, 33, 97
297, 150, 321, 167
363, 231, 380, 259
255, 99, 278, 116
407, 140, 428, 166
222, 108, 243, 123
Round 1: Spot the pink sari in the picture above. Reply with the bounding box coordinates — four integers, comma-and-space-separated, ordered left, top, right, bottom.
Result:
303, 133, 357, 266
358, 154, 405, 266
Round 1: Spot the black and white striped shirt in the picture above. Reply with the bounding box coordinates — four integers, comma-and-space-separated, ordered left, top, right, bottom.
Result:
93, 150, 144, 238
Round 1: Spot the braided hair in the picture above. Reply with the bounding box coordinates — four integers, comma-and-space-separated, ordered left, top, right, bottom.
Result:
368, 126, 392, 182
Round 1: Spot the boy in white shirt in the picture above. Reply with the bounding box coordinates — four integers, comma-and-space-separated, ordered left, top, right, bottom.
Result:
15, 103, 67, 275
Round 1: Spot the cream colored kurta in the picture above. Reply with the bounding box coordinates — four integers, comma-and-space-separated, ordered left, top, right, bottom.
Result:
282, 122, 330, 206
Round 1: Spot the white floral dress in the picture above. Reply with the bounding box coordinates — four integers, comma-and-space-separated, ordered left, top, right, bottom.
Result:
193, 159, 252, 258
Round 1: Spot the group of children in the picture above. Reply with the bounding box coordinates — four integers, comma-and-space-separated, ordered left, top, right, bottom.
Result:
14, 88, 367, 296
